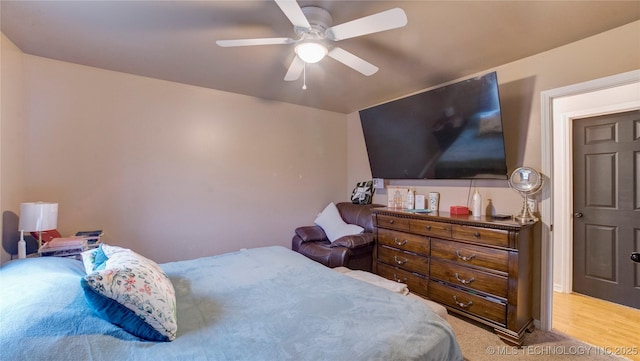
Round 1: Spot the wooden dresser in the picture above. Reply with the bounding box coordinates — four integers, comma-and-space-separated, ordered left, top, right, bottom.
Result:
372, 207, 535, 345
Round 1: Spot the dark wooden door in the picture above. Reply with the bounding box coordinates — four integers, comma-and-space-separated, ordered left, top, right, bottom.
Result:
572, 110, 640, 309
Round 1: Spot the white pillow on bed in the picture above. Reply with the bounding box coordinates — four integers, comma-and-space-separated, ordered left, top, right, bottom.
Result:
80, 245, 177, 342
314, 202, 364, 242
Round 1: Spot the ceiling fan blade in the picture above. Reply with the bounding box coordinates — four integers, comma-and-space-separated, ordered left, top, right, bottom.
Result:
284, 56, 304, 81
274, 0, 311, 30
326, 8, 407, 41
216, 38, 294, 47
328, 47, 378, 76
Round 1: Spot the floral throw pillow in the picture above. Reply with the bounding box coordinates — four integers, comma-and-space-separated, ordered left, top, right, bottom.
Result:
80, 246, 177, 342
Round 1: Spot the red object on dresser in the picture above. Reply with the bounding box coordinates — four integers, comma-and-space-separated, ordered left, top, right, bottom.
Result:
449, 206, 470, 215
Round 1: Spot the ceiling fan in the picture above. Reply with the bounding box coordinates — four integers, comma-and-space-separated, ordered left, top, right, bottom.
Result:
216, 0, 408, 86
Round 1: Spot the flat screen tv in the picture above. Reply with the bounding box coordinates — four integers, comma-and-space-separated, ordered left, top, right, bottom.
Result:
359, 71, 508, 180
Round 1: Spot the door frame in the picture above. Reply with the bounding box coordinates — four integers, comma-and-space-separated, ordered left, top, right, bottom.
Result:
539, 69, 640, 331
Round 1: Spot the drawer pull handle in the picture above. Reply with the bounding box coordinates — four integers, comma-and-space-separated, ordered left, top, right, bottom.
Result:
389, 219, 395, 224
393, 255, 408, 265
426, 225, 431, 230
455, 250, 477, 262
474, 231, 481, 238
394, 238, 408, 246
392, 273, 408, 283
453, 295, 473, 308
454, 273, 475, 284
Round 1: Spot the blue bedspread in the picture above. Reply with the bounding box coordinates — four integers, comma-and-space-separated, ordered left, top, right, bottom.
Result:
0, 246, 462, 361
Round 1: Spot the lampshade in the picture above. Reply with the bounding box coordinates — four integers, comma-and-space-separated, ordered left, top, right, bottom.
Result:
19, 202, 58, 232
295, 42, 327, 64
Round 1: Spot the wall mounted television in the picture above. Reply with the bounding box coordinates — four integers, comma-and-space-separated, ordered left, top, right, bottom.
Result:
359, 71, 508, 180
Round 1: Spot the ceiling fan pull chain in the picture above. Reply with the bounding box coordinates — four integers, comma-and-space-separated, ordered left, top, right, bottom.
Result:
302, 62, 307, 90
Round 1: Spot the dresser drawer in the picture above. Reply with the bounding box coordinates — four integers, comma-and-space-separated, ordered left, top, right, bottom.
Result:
430, 259, 508, 298
378, 229, 429, 255
376, 214, 411, 232
410, 219, 451, 238
431, 239, 509, 273
378, 246, 429, 275
377, 262, 428, 297
429, 281, 506, 325
452, 224, 510, 248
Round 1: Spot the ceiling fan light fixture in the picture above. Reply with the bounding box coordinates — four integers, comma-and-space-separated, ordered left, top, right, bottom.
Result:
295, 42, 327, 63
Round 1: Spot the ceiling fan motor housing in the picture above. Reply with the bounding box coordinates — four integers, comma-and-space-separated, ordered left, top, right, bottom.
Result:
297, 6, 333, 38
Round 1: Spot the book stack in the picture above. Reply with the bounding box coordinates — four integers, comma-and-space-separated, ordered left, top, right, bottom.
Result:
39, 237, 87, 259
75, 230, 103, 250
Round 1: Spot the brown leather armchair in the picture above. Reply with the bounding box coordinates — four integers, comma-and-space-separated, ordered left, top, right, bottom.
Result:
291, 202, 382, 272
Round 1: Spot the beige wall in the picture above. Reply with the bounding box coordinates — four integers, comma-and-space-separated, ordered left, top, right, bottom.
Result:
1, 34, 27, 265
6, 54, 348, 263
347, 20, 640, 320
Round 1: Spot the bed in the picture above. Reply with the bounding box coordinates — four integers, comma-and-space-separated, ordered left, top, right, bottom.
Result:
0, 245, 462, 361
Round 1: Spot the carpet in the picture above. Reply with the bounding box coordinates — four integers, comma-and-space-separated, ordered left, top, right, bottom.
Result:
447, 314, 631, 361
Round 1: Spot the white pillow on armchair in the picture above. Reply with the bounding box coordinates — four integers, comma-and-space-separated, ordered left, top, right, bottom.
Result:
314, 202, 364, 242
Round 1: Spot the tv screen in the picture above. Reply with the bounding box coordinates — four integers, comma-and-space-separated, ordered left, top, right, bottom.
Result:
359, 72, 508, 180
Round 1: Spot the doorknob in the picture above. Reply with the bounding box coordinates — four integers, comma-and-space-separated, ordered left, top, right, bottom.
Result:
574, 212, 584, 218
631, 252, 640, 263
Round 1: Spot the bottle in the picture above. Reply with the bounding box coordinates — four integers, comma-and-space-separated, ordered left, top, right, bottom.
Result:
429, 192, 440, 212
394, 190, 402, 209
18, 236, 26, 259
485, 198, 495, 217
406, 188, 414, 209
472, 188, 482, 217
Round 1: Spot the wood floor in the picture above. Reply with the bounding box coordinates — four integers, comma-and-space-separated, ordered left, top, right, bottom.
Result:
553, 292, 640, 361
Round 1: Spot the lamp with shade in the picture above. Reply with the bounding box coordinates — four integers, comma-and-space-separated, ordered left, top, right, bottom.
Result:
18, 202, 58, 259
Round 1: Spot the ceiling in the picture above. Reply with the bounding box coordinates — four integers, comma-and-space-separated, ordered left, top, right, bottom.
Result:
2, 1, 639, 114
